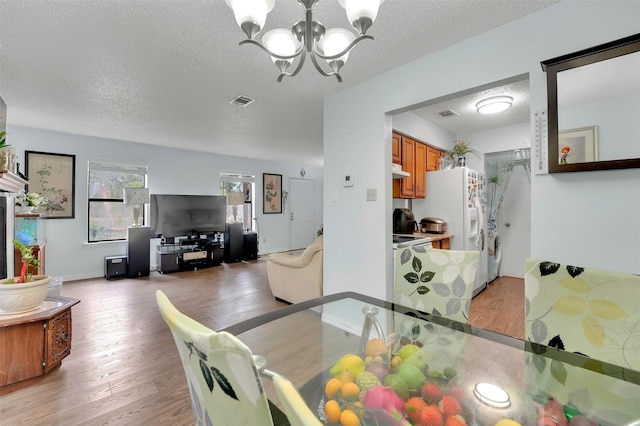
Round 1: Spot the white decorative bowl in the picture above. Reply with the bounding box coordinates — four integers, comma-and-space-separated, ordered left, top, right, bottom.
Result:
0, 275, 51, 315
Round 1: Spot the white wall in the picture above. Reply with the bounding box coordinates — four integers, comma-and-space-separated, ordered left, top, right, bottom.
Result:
392, 111, 453, 151
324, 1, 640, 302
7, 125, 323, 280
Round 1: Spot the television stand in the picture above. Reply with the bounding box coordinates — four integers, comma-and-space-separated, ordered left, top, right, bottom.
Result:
156, 240, 223, 274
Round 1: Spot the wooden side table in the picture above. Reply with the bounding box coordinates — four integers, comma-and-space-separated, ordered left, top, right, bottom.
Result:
0, 296, 80, 394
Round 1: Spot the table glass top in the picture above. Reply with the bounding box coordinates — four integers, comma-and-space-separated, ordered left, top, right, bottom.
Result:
228, 292, 640, 426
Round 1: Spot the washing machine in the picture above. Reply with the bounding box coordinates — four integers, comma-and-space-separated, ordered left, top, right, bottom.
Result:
487, 231, 502, 282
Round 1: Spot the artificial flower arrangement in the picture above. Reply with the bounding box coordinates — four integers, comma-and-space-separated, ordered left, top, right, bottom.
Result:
15, 190, 49, 209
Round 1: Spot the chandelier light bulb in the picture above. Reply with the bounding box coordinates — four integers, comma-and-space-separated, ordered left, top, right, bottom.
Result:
225, 0, 275, 37
476, 96, 513, 114
319, 28, 356, 64
263, 29, 300, 65
338, 0, 385, 34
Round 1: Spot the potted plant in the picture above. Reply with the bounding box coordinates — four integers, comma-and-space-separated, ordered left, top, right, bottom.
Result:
0, 239, 51, 314
0, 130, 16, 173
450, 139, 479, 167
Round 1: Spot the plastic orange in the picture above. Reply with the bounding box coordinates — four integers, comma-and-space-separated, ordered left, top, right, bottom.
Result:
346, 401, 365, 419
325, 378, 343, 399
341, 382, 360, 402
340, 409, 361, 426
325, 399, 342, 424
365, 338, 388, 358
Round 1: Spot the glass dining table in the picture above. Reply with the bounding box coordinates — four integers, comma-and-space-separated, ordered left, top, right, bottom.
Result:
223, 292, 640, 426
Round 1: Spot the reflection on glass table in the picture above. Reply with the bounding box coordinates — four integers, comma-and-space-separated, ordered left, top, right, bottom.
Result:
224, 292, 640, 426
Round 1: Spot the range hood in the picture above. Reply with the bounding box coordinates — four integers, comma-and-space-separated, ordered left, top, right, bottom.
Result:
392, 163, 410, 178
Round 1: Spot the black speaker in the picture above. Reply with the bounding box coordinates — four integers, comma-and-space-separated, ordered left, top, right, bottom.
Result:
224, 223, 243, 263
105, 255, 127, 280
243, 231, 258, 260
127, 226, 150, 278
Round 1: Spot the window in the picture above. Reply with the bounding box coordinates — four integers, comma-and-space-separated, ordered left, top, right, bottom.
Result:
220, 172, 254, 231
88, 162, 148, 242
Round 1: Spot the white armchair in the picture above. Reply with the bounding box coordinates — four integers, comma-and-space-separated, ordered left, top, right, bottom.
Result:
266, 236, 323, 304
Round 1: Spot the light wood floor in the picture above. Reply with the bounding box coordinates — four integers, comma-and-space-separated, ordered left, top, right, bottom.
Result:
0, 258, 523, 425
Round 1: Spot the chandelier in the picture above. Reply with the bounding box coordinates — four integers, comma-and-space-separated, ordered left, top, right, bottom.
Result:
225, 0, 385, 82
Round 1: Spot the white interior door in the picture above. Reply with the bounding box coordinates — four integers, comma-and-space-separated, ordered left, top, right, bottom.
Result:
500, 164, 531, 278
289, 178, 315, 250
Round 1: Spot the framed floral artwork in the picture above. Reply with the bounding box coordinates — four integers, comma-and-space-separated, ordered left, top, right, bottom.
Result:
263, 173, 282, 214
25, 151, 76, 219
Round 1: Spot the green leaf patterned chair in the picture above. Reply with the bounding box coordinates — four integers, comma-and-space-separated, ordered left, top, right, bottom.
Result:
156, 290, 291, 426
394, 247, 480, 323
524, 258, 640, 424
394, 247, 479, 373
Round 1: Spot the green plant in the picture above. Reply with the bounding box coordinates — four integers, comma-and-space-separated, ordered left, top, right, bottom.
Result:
0, 131, 7, 148
488, 175, 500, 185
6, 239, 40, 283
451, 139, 478, 157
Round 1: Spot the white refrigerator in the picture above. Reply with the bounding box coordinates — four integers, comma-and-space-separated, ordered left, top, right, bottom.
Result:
412, 167, 488, 297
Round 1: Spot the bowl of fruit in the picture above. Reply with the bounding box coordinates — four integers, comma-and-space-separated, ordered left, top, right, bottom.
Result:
305, 338, 476, 426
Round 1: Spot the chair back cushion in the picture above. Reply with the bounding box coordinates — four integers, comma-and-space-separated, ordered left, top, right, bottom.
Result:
394, 247, 480, 323
524, 258, 640, 371
523, 259, 640, 423
156, 290, 274, 426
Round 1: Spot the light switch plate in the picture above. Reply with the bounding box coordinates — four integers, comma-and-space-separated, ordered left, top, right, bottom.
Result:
366, 188, 377, 201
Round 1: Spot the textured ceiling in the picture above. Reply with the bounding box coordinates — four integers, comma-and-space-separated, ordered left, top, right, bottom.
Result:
0, 0, 557, 167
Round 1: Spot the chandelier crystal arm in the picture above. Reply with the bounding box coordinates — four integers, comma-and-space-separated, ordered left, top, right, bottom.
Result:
313, 34, 373, 61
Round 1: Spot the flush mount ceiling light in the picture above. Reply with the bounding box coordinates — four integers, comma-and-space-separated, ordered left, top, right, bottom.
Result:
225, 0, 384, 82
474, 382, 511, 408
476, 96, 513, 114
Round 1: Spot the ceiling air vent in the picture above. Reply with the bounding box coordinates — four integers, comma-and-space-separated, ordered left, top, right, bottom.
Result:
438, 109, 459, 118
229, 95, 255, 107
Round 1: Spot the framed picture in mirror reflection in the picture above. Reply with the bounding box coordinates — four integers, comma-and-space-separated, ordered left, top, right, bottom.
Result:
558, 126, 598, 165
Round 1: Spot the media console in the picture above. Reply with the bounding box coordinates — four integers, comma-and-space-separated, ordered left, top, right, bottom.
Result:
156, 237, 224, 274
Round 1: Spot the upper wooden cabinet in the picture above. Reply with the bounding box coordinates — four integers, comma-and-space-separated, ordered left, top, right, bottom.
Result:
426, 146, 442, 171
392, 133, 401, 164
393, 134, 426, 198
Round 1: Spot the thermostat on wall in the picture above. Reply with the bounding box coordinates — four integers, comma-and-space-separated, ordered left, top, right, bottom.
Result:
343, 174, 355, 187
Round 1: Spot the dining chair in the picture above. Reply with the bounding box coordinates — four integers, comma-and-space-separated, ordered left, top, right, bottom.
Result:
524, 258, 640, 423
524, 258, 640, 371
156, 290, 289, 426
393, 247, 479, 373
271, 374, 323, 426
394, 246, 480, 324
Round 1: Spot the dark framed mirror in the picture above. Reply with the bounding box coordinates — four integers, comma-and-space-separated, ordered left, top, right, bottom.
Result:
541, 33, 640, 173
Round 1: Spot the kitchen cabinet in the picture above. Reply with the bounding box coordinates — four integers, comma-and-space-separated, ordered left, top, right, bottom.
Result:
431, 238, 451, 249
392, 133, 401, 164
427, 146, 443, 171
393, 134, 426, 198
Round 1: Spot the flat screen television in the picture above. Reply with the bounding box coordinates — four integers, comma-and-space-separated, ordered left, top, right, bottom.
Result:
150, 194, 226, 238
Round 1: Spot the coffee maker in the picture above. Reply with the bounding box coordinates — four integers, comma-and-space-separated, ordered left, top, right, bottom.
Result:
393, 208, 417, 234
